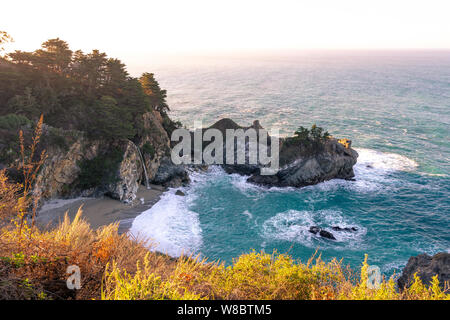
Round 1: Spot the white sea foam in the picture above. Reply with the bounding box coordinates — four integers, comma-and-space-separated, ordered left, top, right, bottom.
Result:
302, 148, 419, 193
261, 209, 366, 247
354, 148, 418, 172
229, 173, 260, 194
230, 172, 296, 195
188, 165, 226, 184
241, 210, 253, 219
129, 189, 202, 257
352, 148, 418, 192
262, 210, 315, 245
381, 261, 406, 277
422, 173, 448, 178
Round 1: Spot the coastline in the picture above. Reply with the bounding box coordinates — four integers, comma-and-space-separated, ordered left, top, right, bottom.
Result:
36, 184, 166, 234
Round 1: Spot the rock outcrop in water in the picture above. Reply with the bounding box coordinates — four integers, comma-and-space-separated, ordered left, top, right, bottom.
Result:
398, 252, 450, 290
248, 138, 358, 187
206, 119, 358, 188
309, 226, 336, 240
153, 156, 190, 188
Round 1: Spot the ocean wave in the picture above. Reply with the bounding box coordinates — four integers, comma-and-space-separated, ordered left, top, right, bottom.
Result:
303, 148, 419, 193
261, 209, 366, 247
354, 148, 418, 173
381, 261, 406, 278
129, 189, 202, 257
187, 165, 226, 184
420, 172, 448, 178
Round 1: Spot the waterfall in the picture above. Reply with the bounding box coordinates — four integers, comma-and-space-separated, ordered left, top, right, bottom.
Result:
131, 141, 151, 189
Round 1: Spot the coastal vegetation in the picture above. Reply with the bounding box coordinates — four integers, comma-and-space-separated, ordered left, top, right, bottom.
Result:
283, 124, 331, 152
0, 35, 174, 146
0, 33, 179, 202
294, 124, 331, 144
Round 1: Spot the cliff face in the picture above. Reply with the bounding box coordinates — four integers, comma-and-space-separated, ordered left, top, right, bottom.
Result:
398, 252, 450, 290
34, 132, 100, 200
106, 140, 143, 202
33, 110, 173, 203
139, 111, 171, 181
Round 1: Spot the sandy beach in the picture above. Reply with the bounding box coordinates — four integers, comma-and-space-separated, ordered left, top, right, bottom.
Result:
36, 184, 166, 234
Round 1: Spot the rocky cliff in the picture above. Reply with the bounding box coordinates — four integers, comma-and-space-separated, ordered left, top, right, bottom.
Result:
247, 137, 358, 187
31, 110, 173, 203
398, 252, 450, 290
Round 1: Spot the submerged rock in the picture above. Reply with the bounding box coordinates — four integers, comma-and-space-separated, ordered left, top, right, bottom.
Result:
175, 190, 186, 196
309, 226, 321, 234
332, 226, 358, 232
398, 252, 450, 290
153, 157, 190, 188
319, 230, 336, 240
309, 226, 336, 240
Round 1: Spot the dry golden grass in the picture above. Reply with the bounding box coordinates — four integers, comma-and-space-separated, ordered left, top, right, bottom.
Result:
0, 207, 177, 300
0, 170, 21, 223
101, 249, 449, 300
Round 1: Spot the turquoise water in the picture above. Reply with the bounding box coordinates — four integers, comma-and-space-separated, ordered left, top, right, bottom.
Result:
131, 51, 450, 277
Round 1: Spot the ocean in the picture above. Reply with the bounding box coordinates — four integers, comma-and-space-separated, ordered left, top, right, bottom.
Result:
130, 51, 450, 277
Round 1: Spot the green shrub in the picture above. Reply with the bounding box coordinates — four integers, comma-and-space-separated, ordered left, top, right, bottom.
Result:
102, 251, 450, 300
283, 124, 330, 153
0, 114, 31, 131
294, 124, 330, 143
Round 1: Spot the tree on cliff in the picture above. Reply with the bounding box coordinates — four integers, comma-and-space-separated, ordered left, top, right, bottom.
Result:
139, 72, 169, 114
0, 31, 13, 53
294, 124, 330, 144
285, 124, 331, 153
0, 37, 170, 143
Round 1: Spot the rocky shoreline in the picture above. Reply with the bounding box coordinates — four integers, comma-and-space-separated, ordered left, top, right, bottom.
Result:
28, 117, 359, 205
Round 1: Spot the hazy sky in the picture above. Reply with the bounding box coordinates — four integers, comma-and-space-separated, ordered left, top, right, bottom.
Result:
3, 0, 450, 60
